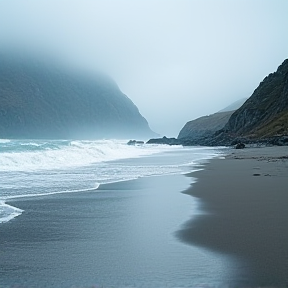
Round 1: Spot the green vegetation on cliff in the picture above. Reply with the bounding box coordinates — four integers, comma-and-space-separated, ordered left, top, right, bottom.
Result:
225, 59, 288, 139
176, 59, 288, 146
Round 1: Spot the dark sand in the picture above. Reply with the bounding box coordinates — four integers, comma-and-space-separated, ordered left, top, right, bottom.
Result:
1, 146, 288, 287
1, 174, 231, 288
177, 146, 288, 287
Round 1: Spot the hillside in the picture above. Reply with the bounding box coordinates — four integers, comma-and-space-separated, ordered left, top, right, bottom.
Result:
0, 55, 154, 139
177, 111, 233, 140
224, 59, 288, 139
218, 98, 247, 112
177, 99, 246, 141
148, 59, 288, 147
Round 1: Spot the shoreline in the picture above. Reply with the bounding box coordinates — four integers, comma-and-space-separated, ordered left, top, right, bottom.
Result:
177, 146, 288, 287
2, 173, 229, 287
0, 144, 222, 225
2, 145, 287, 286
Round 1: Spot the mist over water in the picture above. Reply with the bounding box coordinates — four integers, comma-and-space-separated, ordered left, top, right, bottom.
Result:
1, 0, 288, 135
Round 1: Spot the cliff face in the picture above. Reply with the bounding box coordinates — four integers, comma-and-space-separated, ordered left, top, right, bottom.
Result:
175, 59, 288, 146
225, 59, 288, 139
0, 55, 154, 139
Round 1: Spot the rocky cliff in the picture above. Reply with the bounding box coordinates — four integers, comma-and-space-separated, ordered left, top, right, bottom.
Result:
148, 59, 288, 147
224, 59, 288, 139
198, 58, 288, 146
0, 55, 154, 139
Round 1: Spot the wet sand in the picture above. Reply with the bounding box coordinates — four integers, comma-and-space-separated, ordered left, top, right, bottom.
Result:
177, 146, 288, 287
0, 174, 233, 288
1, 146, 288, 287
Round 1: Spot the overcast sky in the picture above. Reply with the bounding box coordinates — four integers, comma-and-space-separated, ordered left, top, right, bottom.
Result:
0, 0, 288, 136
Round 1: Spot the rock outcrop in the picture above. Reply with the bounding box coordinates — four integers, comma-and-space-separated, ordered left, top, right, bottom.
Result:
127, 140, 144, 145
146, 136, 181, 145
0, 54, 155, 139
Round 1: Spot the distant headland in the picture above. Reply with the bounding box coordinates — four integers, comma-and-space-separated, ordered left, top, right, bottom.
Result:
148, 59, 288, 147
0, 53, 155, 139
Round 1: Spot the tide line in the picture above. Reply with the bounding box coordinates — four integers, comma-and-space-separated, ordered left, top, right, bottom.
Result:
0, 183, 100, 224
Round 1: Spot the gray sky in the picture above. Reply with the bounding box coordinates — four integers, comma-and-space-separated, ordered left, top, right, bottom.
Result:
0, 0, 288, 136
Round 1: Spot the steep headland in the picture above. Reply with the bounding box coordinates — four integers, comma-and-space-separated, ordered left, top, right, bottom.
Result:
0, 54, 154, 139
147, 99, 245, 145
147, 59, 288, 146
179, 56, 288, 145
224, 59, 288, 139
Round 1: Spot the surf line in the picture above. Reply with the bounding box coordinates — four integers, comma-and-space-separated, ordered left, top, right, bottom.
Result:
0, 183, 100, 224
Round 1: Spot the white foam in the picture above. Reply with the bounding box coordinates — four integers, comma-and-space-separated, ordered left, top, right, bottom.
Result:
0, 139, 11, 143
3, 183, 101, 200
0, 141, 225, 224
0, 139, 180, 172
0, 201, 23, 223
20, 142, 40, 147
0, 183, 101, 223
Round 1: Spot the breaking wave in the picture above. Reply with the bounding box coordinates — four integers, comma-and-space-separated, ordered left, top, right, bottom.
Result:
0, 139, 180, 172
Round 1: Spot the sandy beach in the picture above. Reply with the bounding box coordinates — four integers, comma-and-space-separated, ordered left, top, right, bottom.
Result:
177, 146, 288, 287
1, 172, 232, 288
1, 145, 288, 287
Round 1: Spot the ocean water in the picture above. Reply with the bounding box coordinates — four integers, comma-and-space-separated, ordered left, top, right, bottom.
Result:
0, 139, 243, 287
0, 139, 222, 224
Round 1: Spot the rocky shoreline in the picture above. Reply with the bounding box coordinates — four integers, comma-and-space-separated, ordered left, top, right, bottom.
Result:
146, 134, 288, 147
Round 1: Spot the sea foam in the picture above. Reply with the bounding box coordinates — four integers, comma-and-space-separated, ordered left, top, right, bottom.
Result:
0, 201, 23, 223
0, 139, 223, 224
0, 139, 180, 172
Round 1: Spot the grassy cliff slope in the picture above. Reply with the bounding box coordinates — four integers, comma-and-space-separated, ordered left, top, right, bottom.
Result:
225, 59, 288, 139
